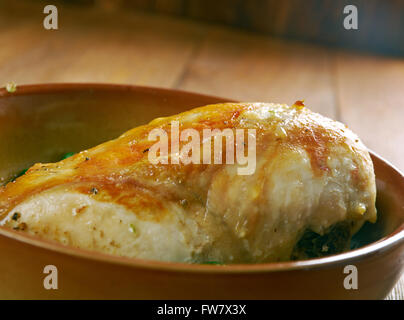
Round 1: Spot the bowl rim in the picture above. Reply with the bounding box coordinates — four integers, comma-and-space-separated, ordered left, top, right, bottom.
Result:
0, 82, 231, 103
0, 82, 403, 274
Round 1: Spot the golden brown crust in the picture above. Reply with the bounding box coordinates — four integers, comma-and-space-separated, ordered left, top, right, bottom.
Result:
0, 102, 370, 220
0, 102, 376, 263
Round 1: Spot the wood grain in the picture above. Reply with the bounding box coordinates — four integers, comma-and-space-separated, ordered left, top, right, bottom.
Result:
386, 276, 404, 300
334, 51, 404, 171
77, 0, 404, 55
0, 3, 206, 87
176, 28, 337, 118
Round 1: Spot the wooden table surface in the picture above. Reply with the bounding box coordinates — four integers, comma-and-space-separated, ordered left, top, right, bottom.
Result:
0, 2, 403, 299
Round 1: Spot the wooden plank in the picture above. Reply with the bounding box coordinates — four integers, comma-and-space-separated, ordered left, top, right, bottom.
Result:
335, 51, 404, 171
85, 0, 404, 56
176, 28, 337, 118
386, 276, 404, 300
0, 1, 403, 300
0, 4, 206, 87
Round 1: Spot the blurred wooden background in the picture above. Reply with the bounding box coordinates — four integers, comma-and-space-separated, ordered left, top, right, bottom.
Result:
72, 0, 404, 56
0, 0, 402, 298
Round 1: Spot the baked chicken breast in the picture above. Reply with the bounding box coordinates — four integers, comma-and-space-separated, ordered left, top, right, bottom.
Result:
0, 102, 376, 263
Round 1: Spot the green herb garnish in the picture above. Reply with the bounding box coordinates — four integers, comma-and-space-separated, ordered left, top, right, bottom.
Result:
11, 212, 20, 221
201, 261, 223, 265
5, 152, 76, 186
10, 168, 28, 182
61, 152, 75, 160
129, 223, 136, 234
5, 82, 17, 93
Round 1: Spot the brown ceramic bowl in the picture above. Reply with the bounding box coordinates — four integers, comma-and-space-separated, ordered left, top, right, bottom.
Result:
0, 83, 403, 299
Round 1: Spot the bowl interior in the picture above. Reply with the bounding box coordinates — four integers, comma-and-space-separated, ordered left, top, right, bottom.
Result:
0, 84, 403, 256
